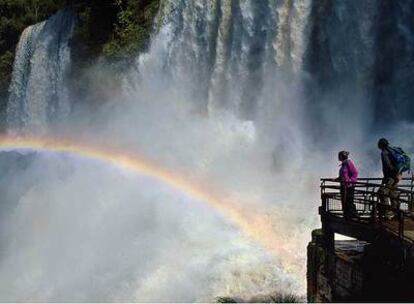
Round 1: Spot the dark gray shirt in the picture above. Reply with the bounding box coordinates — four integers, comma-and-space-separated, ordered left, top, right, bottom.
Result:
381, 149, 397, 178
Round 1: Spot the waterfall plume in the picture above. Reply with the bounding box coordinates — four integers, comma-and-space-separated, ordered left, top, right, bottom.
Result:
7, 9, 76, 134
2, 0, 414, 302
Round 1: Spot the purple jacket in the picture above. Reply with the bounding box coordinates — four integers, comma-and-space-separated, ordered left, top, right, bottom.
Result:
339, 159, 359, 187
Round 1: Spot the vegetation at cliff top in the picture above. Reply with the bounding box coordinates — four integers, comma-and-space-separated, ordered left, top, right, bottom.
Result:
0, 0, 161, 108
73, 0, 160, 63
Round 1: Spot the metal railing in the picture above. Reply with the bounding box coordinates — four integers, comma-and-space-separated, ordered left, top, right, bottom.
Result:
320, 177, 414, 241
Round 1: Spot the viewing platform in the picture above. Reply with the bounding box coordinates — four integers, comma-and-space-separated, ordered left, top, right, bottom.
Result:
307, 177, 414, 302
320, 177, 414, 248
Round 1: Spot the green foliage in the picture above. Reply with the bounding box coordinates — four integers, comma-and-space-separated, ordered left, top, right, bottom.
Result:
101, 0, 160, 61
0, 0, 161, 118
216, 296, 238, 303
0, 50, 13, 91
71, 0, 160, 64
0, 0, 66, 53
268, 293, 303, 303
216, 292, 304, 303
67, 0, 160, 108
0, 50, 14, 131
71, 1, 119, 62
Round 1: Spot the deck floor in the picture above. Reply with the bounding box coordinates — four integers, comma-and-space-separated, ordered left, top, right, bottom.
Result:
382, 218, 414, 241
326, 212, 414, 243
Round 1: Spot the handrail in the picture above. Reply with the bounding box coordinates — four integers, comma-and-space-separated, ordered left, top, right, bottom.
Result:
321, 177, 414, 181
322, 186, 412, 204
320, 176, 414, 243
322, 179, 414, 191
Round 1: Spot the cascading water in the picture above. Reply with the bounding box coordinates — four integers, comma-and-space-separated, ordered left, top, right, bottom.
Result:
372, 0, 414, 124
139, 0, 414, 137
7, 9, 76, 134
136, 0, 312, 120
305, 0, 414, 141
7, 1, 414, 135
2, 0, 414, 302
128, 0, 313, 171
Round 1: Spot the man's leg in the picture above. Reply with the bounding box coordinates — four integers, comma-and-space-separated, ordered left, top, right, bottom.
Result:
390, 179, 400, 214
378, 178, 393, 218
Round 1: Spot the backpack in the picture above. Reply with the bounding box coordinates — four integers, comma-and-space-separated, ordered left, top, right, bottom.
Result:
388, 146, 411, 174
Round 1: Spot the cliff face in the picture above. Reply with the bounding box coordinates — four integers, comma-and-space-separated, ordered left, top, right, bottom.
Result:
307, 230, 366, 302
308, 229, 414, 302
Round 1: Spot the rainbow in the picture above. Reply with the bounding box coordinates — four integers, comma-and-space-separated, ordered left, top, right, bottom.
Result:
0, 134, 302, 280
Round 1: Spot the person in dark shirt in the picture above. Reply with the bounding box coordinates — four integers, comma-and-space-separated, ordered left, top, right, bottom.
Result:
377, 138, 401, 219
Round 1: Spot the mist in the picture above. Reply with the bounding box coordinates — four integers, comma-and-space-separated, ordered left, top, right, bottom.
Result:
1, 0, 414, 302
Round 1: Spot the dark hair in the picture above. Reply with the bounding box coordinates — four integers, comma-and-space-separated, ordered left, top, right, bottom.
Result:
338, 151, 349, 161
378, 138, 389, 149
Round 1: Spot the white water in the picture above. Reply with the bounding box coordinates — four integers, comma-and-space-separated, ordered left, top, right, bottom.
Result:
135, 0, 312, 119
3, 0, 414, 302
7, 9, 76, 134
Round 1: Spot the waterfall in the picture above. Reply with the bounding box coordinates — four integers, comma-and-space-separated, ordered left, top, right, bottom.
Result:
135, 0, 414, 135
2, 0, 414, 301
7, 1, 414, 134
372, 0, 414, 124
135, 0, 312, 120
7, 9, 76, 134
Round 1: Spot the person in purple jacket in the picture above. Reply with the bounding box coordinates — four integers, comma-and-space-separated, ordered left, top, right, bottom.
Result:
336, 151, 359, 220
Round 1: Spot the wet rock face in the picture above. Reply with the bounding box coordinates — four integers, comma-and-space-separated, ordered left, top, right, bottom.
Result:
307, 234, 368, 302
307, 229, 414, 302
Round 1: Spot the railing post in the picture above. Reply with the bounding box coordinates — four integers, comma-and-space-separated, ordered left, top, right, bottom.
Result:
320, 179, 334, 253
410, 174, 414, 213
321, 195, 327, 214
399, 210, 404, 239
372, 199, 377, 223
